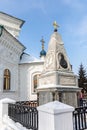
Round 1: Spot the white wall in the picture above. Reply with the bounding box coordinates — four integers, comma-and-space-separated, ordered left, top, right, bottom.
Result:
0, 29, 24, 100
19, 62, 44, 101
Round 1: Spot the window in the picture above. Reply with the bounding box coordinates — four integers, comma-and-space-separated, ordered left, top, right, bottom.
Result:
3, 69, 10, 90
33, 74, 40, 93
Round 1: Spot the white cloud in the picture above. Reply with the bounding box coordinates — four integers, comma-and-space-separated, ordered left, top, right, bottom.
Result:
0, 0, 47, 15
65, 15, 87, 38
80, 40, 87, 48
61, 0, 85, 11
62, 0, 73, 5
73, 16, 87, 37
63, 15, 87, 50
76, 17, 87, 36
30, 1, 47, 14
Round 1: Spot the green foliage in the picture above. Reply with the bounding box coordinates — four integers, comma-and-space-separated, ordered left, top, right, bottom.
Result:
78, 63, 87, 92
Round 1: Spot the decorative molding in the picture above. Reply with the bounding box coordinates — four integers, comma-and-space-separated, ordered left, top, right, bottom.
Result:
0, 30, 24, 56
0, 13, 23, 27
44, 51, 55, 71
0, 12, 24, 38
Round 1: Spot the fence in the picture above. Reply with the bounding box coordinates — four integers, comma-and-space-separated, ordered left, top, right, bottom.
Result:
8, 100, 87, 130
83, 99, 87, 107
73, 106, 87, 130
8, 103, 38, 130
16, 100, 38, 107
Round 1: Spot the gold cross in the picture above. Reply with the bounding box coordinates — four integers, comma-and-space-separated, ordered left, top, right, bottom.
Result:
53, 21, 59, 30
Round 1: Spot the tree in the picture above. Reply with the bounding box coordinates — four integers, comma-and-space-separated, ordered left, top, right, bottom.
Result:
78, 63, 87, 92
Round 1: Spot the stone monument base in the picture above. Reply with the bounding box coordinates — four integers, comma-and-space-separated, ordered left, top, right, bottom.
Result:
37, 85, 81, 107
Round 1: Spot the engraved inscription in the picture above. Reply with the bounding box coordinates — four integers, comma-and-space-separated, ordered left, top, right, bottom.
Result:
59, 76, 76, 86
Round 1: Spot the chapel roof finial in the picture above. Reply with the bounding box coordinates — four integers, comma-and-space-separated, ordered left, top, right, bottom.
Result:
53, 21, 59, 32
40, 36, 45, 50
40, 37, 46, 57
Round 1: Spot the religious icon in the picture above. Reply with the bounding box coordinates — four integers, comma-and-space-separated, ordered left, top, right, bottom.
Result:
58, 53, 68, 69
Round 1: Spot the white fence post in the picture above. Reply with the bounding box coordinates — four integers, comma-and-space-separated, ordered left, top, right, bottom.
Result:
0, 98, 16, 121
37, 101, 74, 130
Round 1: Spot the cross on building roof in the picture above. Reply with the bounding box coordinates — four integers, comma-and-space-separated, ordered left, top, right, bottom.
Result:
53, 21, 59, 32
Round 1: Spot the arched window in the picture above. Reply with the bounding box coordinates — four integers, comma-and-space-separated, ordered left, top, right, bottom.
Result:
33, 74, 40, 93
3, 69, 10, 90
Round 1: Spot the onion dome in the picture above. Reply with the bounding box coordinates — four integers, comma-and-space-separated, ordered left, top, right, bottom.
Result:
40, 49, 46, 57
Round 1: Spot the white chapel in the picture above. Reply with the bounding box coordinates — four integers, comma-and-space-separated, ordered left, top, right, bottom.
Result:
0, 12, 46, 101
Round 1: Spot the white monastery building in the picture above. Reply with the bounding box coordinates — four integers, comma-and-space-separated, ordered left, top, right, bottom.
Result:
0, 12, 46, 101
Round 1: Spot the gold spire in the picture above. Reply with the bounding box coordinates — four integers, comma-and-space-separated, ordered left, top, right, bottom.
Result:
40, 37, 45, 50
53, 21, 59, 32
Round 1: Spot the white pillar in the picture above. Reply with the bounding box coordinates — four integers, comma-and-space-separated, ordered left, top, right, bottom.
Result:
0, 98, 16, 120
37, 101, 74, 130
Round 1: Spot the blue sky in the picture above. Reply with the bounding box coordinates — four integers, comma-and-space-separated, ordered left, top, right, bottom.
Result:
0, 0, 87, 74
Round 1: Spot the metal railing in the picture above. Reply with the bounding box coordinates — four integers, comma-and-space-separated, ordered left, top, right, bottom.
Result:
73, 106, 87, 130
16, 100, 38, 107
82, 99, 87, 107
8, 103, 38, 130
